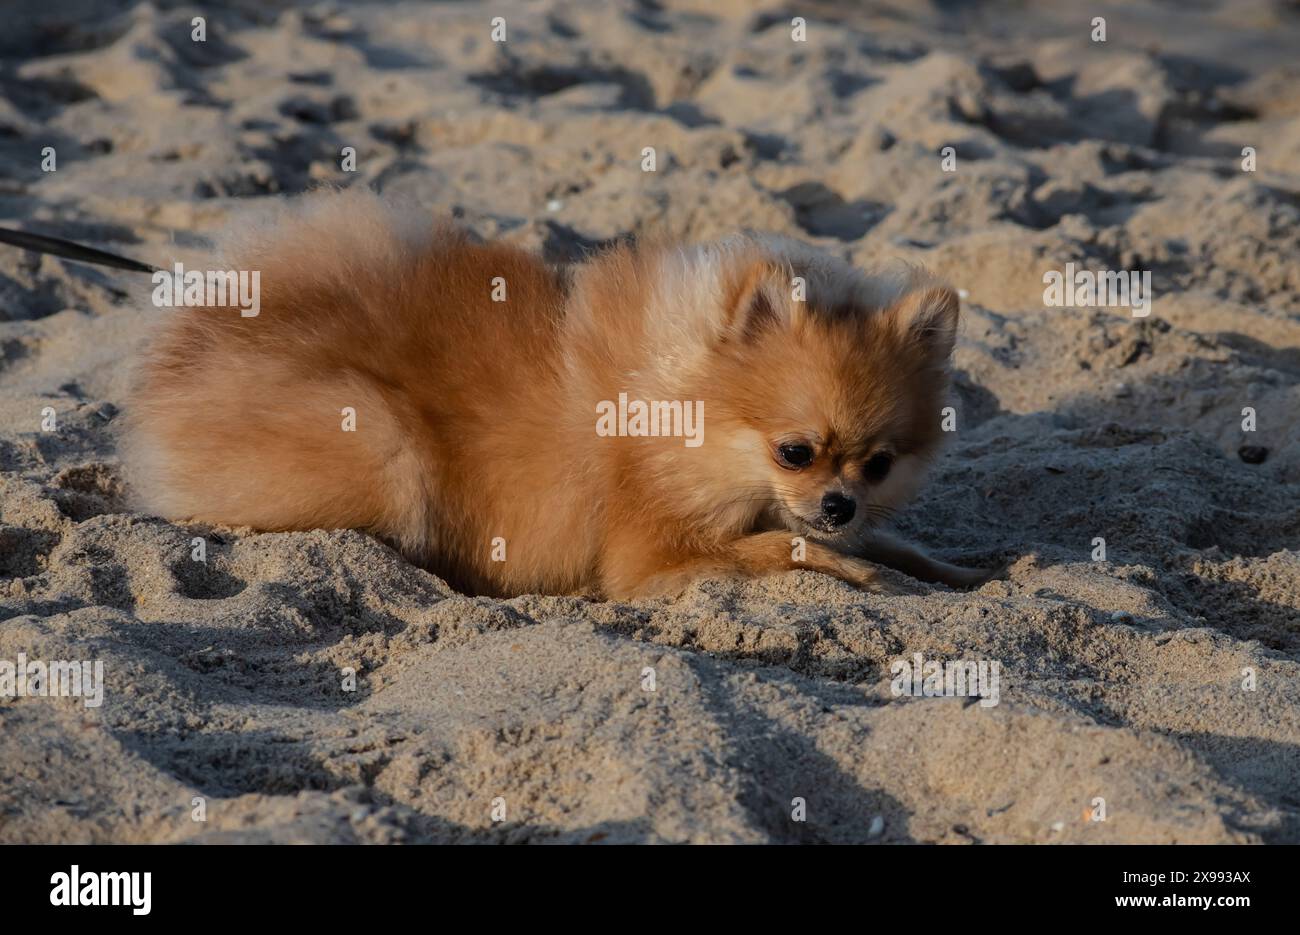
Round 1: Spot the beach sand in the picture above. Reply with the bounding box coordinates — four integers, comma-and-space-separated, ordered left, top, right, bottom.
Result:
1, 0, 1298, 843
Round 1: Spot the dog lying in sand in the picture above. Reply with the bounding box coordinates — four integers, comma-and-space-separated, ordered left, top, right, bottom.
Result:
124, 190, 991, 599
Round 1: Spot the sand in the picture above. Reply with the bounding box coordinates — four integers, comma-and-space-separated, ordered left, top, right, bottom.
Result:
1, 0, 1298, 844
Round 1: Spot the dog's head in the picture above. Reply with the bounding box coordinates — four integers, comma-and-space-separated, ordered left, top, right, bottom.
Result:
643, 237, 960, 543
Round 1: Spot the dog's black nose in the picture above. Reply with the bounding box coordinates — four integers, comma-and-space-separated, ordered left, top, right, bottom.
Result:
821, 492, 856, 527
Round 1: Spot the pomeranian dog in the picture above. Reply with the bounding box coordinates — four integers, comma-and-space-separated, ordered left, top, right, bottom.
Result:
124, 190, 990, 599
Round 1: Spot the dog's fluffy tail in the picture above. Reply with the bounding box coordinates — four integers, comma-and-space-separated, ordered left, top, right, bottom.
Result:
120, 188, 441, 558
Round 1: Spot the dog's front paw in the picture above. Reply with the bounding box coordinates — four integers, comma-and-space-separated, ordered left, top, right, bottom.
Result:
938, 562, 1008, 590
835, 557, 918, 595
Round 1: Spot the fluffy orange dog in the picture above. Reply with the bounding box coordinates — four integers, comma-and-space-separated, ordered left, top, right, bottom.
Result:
125, 190, 988, 599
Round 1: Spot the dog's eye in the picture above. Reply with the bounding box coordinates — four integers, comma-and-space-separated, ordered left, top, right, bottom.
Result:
864, 452, 894, 482
776, 443, 814, 469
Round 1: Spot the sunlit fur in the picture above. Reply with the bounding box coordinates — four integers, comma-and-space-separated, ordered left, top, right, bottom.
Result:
125, 189, 986, 599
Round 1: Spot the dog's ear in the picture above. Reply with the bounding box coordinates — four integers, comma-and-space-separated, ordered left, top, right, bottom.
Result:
883, 284, 959, 364
721, 256, 799, 342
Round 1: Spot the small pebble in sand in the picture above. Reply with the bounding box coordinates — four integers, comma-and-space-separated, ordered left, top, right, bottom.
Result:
546, 199, 563, 212
1238, 445, 1268, 464
868, 815, 885, 837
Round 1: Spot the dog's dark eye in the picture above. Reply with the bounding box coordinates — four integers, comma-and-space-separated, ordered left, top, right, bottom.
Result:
776, 443, 814, 469
864, 452, 894, 482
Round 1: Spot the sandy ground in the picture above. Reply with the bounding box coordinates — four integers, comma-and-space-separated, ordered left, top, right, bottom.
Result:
2, 0, 1299, 844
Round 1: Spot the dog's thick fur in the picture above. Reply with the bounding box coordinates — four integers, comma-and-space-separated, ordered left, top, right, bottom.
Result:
125, 190, 987, 599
